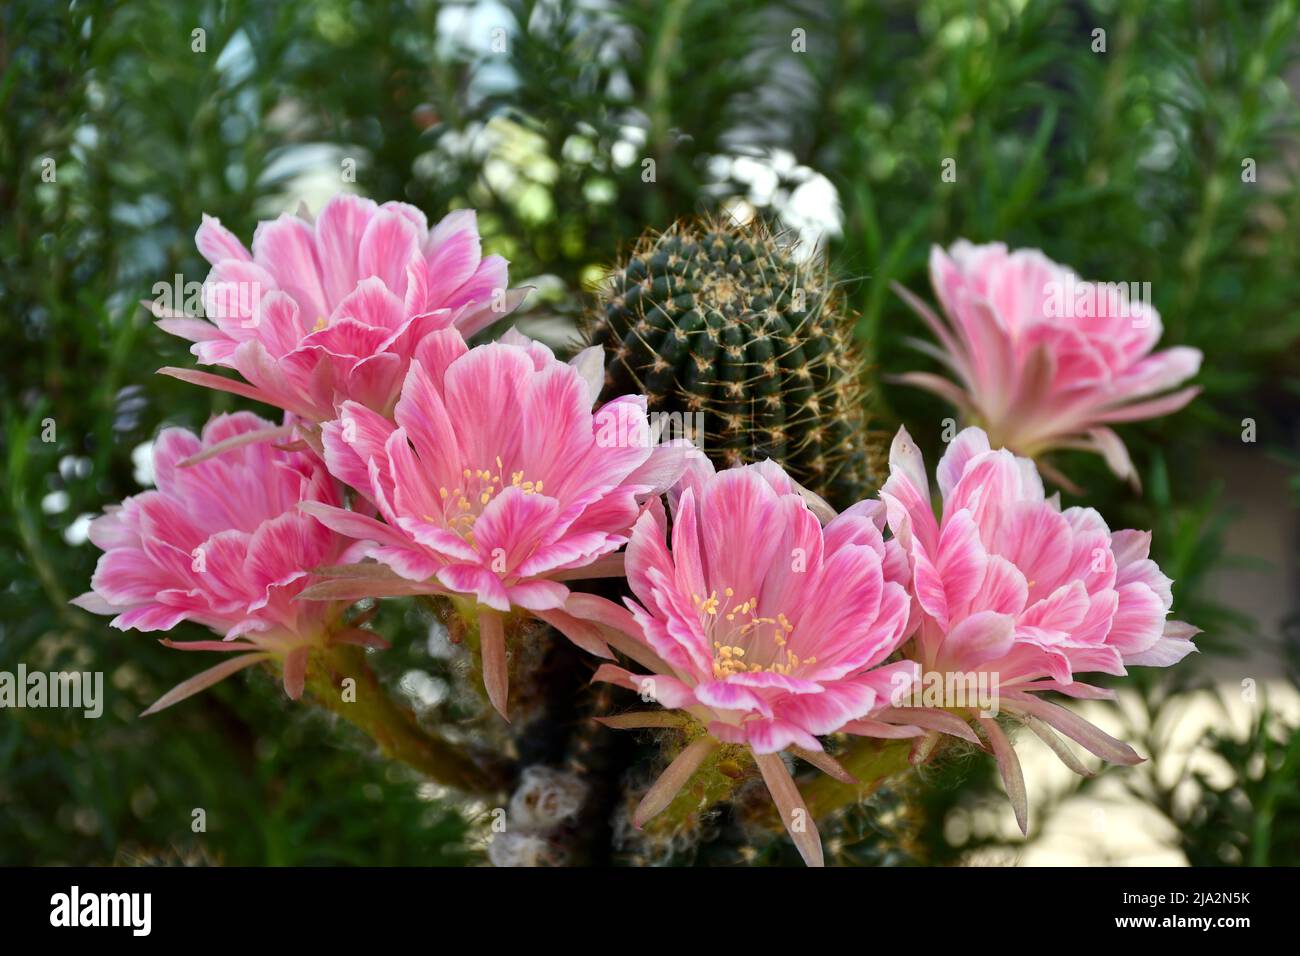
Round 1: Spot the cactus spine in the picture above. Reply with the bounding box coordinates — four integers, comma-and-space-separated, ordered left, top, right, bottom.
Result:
587, 217, 877, 508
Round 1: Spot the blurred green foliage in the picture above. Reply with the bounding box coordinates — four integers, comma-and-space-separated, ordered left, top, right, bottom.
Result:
2, 0, 1297, 864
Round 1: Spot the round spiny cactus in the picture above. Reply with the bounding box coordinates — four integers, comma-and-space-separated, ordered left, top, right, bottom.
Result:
586, 217, 876, 508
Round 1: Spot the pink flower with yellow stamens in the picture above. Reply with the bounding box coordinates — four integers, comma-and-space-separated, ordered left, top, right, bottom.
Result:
876, 425, 1198, 832
301, 327, 690, 719
157, 193, 524, 425
71, 412, 370, 712
591, 456, 918, 867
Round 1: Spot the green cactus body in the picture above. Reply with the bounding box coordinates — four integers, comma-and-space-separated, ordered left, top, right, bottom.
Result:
587, 218, 876, 508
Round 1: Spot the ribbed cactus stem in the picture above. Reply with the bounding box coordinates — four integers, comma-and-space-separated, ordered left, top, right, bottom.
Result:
793, 737, 915, 821
587, 216, 877, 508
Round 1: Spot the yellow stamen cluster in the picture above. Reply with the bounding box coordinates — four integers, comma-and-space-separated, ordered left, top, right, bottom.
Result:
426, 456, 545, 540
692, 587, 812, 679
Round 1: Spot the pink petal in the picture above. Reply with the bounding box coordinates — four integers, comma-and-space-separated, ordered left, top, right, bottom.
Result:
590, 664, 696, 708
693, 679, 772, 717
935, 427, 992, 500
874, 706, 981, 744
1108, 582, 1168, 657
504, 579, 569, 612
1125, 622, 1198, 666
471, 487, 560, 574
297, 501, 409, 548
196, 214, 252, 264
881, 426, 939, 555
435, 563, 511, 611
156, 317, 227, 344
393, 359, 461, 480
314, 193, 378, 305
358, 208, 421, 300
177, 422, 293, 468
370, 545, 445, 583
330, 276, 407, 331
421, 210, 483, 305
970, 554, 1029, 616
744, 718, 821, 754
320, 401, 397, 499
1085, 426, 1139, 487
1021, 714, 1095, 777
938, 610, 1016, 670
91, 547, 169, 607
841, 718, 926, 739
441, 343, 533, 467
916, 508, 987, 629
252, 213, 328, 321
70, 591, 119, 615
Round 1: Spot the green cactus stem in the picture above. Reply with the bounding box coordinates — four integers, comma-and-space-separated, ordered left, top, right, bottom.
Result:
587, 216, 877, 508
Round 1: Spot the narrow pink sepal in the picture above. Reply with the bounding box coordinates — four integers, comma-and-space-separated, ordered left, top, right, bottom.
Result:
790, 745, 858, 784
565, 592, 672, 673
875, 706, 982, 745
564, 591, 639, 637
909, 732, 941, 766
282, 646, 309, 700
754, 752, 824, 867
549, 552, 626, 581
594, 712, 687, 730
842, 718, 926, 739
158, 639, 262, 653
1004, 693, 1143, 765
886, 371, 974, 409
177, 423, 293, 467
978, 716, 1029, 836
309, 560, 413, 580
1021, 714, 1095, 777
140, 653, 272, 717
157, 366, 269, 404
479, 612, 510, 722
531, 608, 614, 660
332, 627, 392, 650
633, 737, 717, 828
295, 575, 441, 601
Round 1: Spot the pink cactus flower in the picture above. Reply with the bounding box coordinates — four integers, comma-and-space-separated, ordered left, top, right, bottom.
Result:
893, 241, 1202, 488
156, 193, 523, 427
877, 425, 1199, 833
589, 456, 919, 867
300, 327, 690, 720
71, 412, 370, 712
